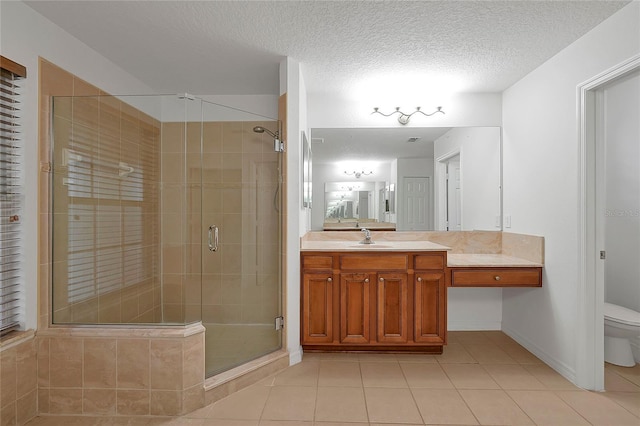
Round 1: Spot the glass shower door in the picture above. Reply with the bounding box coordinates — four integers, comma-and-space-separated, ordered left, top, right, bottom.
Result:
199, 101, 282, 377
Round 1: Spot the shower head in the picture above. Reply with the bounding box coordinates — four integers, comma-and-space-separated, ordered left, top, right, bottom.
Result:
253, 126, 279, 139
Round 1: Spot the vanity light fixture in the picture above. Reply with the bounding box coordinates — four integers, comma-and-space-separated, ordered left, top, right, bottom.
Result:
372, 106, 444, 125
339, 184, 361, 191
344, 170, 373, 179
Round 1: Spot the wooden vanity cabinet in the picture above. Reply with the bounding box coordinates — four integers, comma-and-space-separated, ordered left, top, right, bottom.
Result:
302, 271, 334, 344
414, 253, 447, 345
340, 272, 372, 343
301, 251, 446, 353
339, 271, 410, 345
414, 271, 446, 344
301, 254, 335, 344
376, 272, 409, 343
450, 267, 542, 287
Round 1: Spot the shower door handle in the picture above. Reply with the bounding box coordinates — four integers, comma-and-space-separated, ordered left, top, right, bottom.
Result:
208, 225, 219, 252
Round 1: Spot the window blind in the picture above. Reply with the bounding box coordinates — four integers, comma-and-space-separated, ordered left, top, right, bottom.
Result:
0, 56, 25, 334
53, 98, 159, 307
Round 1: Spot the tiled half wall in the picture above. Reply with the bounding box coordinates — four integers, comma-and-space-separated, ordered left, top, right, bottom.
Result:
0, 332, 38, 425
35, 325, 205, 417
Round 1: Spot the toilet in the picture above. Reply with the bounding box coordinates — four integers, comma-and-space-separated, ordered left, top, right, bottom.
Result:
604, 302, 640, 367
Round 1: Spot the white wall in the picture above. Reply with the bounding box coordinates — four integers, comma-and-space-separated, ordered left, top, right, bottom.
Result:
385, 159, 397, 224
434, 127, 501, 231
159, 94, 279, 123
431, 127, 503, 330
0, 1, 156, 330
502, 2, 640, 382
448, 288, 503, 330
281, 57, 308, 364
199, 95, 279, 121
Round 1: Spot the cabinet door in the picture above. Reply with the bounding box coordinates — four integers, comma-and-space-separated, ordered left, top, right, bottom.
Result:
376, 273, 408, 343
414, 272, 446, 344
340, 273, 371, 344
302, 273, 334, 344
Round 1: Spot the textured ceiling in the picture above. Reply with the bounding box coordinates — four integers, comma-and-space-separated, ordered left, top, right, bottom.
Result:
24, 0, 630, 97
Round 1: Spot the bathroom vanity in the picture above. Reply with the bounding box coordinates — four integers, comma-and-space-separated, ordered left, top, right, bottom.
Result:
300, 231, 544, 353
301, 243, 448, 353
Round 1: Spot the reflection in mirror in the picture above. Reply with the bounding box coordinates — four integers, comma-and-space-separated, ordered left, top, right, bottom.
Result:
384, 183, 395, 214
302, 131, 312, 208
311, 127, 501, 232
323, 181, 397, 231
325, 181, 374, 219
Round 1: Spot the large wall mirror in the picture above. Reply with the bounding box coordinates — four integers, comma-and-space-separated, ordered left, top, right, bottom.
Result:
310, 127, 501, 232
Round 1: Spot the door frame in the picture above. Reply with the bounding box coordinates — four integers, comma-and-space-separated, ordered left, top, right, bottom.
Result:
577, 54, 640, 390
435, 150, 461, 231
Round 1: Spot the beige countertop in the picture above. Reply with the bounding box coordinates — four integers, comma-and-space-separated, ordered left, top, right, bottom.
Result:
447, 254, 543, 267
300, 231, 544, 266
300, 240, 450, 252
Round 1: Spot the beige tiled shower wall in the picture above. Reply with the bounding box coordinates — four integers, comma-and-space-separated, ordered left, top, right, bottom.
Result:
35, 326, 204, 416
158, 121, 193, 324
160, 120, 281, 326
41, 59, 162, 325
0, 332, 38, 425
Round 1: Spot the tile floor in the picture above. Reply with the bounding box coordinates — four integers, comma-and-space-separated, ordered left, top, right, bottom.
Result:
27, 331, 640, 425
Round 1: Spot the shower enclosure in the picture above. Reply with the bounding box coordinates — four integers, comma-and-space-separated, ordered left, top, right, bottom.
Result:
50, 94, 283, 377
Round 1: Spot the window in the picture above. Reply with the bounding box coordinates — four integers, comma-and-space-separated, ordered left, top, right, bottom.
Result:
0, 56, 26, 334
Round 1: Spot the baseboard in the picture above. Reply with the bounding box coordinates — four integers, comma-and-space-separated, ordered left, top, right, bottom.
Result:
448, 320, 502, 331
502, 325, 578, 385
289, 345, 303, 365
631, 336, 640, 362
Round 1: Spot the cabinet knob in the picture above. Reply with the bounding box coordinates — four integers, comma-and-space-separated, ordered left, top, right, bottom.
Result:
379, 277, 384, 282
417, 277, 422, 282
494, 276, 501, 281
364, 278, 369, 283
327, 277, 332, 282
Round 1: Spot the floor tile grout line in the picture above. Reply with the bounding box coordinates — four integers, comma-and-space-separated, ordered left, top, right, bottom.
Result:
311, 358, 319, 424
256, 373, 274, 423
551, 388, 615, 426
502, 389, 538, 425
480, 362, 548, 391
358, 359, 371, 424
503, 388, 584, 426
439, 358, 483, 425
606, 364, 640, 390
399, 361, 427, 425
605, 391, 640, 419
453, 388, 482, 426
551, 389, 640, 419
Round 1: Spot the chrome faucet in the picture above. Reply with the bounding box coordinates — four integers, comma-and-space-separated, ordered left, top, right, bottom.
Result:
360, 228, 373, 244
